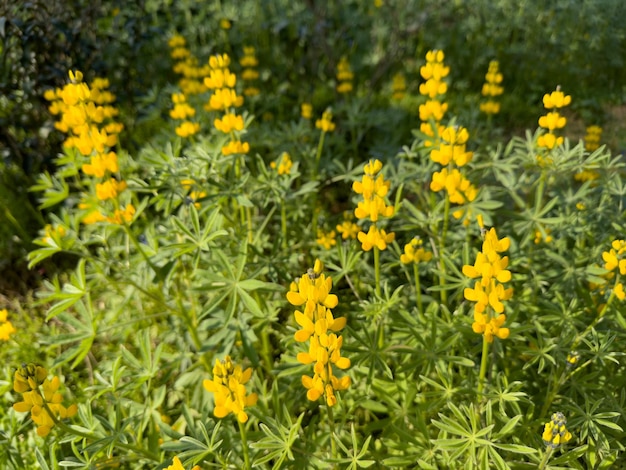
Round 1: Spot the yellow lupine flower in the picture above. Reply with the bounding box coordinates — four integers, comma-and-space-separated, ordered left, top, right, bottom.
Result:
315, 109, 336, 132
400, 237, 433, 264
301, 103, 313, 119
203, 356, 257, 423
221, 140, 250, 156
542, 412, 572, 448
213, 113, 244, 133
12, 365, 77, 437
95, 178, 127, 201
0, 309, 16, 341
175, 121, 200, 138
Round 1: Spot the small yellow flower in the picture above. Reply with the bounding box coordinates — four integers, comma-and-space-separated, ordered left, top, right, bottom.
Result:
400, 237, 432, 264
270, 152, 293, 175
203, 356, 258, 423
357, 225, 395, 251
542, 412, 572, 448
301, 103, 313, 119
316, 230, 337, 249
95, 178, 127, 201
0, 309, 16, 341
315, 109, 336, 132
165, 456, 184, 470
336, 220, 359, 240
175, 121, 201, 138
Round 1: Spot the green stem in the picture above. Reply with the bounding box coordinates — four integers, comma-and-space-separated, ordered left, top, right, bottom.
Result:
439, 193, 450, 305
537, 446, 554, 470
413, 262, 423, 314
311, 131, 326, 237
327, 402, 337, 461
374, 245, 381, 298
280, 201, 287, 249
122, 221, 159, 274
477, 333, 490, 396
246, 205, 253, 243
239, 420, 251, 469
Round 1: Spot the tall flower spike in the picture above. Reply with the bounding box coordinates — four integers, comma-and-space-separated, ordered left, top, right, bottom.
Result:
203, 356, 258, 423
542, 412, 573, 448
463, 225, 513, 342
12, 364, 78, 437
537, 86, 571, 156
480, 60, 503, 115
287, 260, 350, 406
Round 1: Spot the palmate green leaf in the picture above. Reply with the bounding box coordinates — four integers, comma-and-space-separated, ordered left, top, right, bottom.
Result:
250, 411, 304, 468
36, 258, 88, 321
31, 171, 70, 209
35, 449, 50, 470
431, 414, 471, 437
27, 246, 62, 268
493, 414, 523, 439
491, 443, 537, 454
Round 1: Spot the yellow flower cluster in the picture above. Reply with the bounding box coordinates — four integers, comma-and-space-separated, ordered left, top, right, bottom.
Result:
534, 228, 553, 244
602, 239, 626, 300
419, 50, 449, 144
336, 56, 354, 94
301, 102, 313, 120
240, 46, 260, 97
463, 220, 513, 342
0, 309, 16, 341
165, 456, 201, 470
167, 46, 203, 138
204, 54, 249, 156
316, 229, 337, 249
427, 123, 476, 224
479, 60, 503, 115
203, 356, 258, 423
44, 71, 121, 157
537, 88, 571, 151
542, 412, 573, 448
429, 126, 473, 167
181, 178, 206, 209
168, 35, 208, 95
400, 237, 432, 264
430, 167, 477, 219
336, 213, 359, 240
270, 151, 293, 175
175, 120, 201, 138
13, 364, 77, 437
391, 72, 406, 101
45, 71, 133, 225
315, 109, 336, 133
353, 160, 394, 222
584, 125, 602, 151
352, 159, 395, 251
287, 260, 350, 406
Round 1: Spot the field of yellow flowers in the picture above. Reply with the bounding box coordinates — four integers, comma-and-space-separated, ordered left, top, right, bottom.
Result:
1, 1, 626, 469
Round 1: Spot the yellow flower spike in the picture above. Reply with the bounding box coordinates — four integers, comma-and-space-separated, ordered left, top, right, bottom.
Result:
542, 412, 573, 448
13, 365, 77, 436
288, 262, 350, 406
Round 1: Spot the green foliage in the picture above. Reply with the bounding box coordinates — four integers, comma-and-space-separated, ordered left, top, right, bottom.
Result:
2, 1, 626, 469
